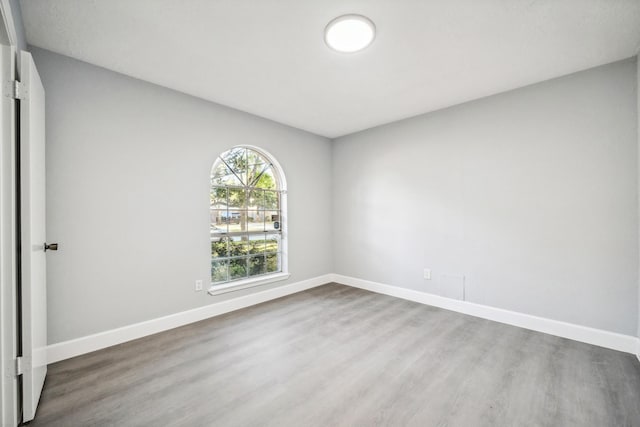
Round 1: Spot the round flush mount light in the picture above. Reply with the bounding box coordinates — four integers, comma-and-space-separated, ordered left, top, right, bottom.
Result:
324, 14, 376, 53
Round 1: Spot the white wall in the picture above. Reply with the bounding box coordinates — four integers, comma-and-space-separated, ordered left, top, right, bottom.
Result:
30, 47, 333, 345
333, 58, 638, 335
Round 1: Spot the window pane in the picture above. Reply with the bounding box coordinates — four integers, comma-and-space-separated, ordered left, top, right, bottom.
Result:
226, 211, 245, 233
247, 211, 264, 232
247, 149, 266, 168
248, 235, 266, 254
265, 211, 281, 232
266, 253, 280, 273
265, 234, 280, 253
211, 236, 229, 258
249, 255, 266, 276
211, 259, 229, 283
249, 188, 264, 210
254, 166, 277, 190
228, 236, 248, 257
229, 257, 248, 280
228, 187, 246, 210
224, 147, 248, 185
246, 152, 269, 187
211, 162, 242, 187
210, 209, 228, 234
263, 190, 279, 210
210, 187, 228, 208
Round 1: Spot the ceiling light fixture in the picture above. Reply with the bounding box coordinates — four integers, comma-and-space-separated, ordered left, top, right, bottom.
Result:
324, 14, 375, 53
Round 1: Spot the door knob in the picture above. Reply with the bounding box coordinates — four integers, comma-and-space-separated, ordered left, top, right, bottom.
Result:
44, 242, 58, 252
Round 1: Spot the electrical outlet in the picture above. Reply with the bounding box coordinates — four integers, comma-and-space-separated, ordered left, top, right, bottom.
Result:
423, 269, 431, 280
195, 280, 203, 291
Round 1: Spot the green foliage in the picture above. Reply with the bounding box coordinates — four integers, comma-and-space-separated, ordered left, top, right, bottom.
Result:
249, 255, 265, 276
211, 238, 229, 258
211, 237, 278, 259
229, 258, 246, 280
254, 172, 276, 190
210, 236, 280, 283
265, 253, 278, 273
210, 147, 277, 191
211, 261, 227, 283
210, 186, 279, 210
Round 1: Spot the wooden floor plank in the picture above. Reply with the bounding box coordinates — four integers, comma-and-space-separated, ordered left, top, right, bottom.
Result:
28, 283, 640, 427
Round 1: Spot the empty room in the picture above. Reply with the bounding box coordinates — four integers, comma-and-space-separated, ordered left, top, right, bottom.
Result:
1, 0, 640, 426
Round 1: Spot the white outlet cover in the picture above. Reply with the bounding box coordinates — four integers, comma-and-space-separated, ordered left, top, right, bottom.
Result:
423, 269, 431, 280
195, 280, 203, 291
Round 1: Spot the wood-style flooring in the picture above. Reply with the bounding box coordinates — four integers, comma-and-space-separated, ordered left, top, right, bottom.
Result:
28, 283, 640, 426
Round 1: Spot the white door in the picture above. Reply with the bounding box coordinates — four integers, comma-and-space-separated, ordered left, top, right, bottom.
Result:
19, 50, 47, 423
0, 44, 18, 427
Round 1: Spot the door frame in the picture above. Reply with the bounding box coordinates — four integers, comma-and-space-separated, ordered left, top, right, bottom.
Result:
0, 1, 19, 425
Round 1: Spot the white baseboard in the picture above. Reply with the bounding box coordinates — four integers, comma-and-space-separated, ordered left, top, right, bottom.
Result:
47, 273, 640, 364
46, 274, 332, 364
332, 274, 640, 355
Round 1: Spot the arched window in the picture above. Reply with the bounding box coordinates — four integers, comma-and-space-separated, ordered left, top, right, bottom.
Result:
210, 146, 287, 291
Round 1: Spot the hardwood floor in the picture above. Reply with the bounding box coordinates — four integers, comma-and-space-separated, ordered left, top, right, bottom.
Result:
28, 283, 640, 426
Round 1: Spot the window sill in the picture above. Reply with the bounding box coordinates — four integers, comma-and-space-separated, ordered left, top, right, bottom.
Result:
207, 272, 291, 296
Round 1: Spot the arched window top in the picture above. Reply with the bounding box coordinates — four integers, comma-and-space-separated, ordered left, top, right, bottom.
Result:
209, 146, 288, 293
211, 146, 285, 191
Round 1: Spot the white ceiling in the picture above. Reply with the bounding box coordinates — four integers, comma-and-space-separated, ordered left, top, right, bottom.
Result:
20, 0, 640, 138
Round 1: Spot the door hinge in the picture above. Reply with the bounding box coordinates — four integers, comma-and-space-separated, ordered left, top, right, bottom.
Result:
5, 80, 24, 100
15, 356, 23, 376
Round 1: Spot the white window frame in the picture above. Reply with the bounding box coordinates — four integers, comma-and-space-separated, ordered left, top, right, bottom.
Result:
208, 145, 289, 295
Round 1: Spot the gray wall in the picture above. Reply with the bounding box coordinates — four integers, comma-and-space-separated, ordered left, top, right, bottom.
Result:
333, 58, 639, 335
30, 45, 640, 343
7, 0, 25, 50
0, 0, 26, 50
31, 47, 333, 344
